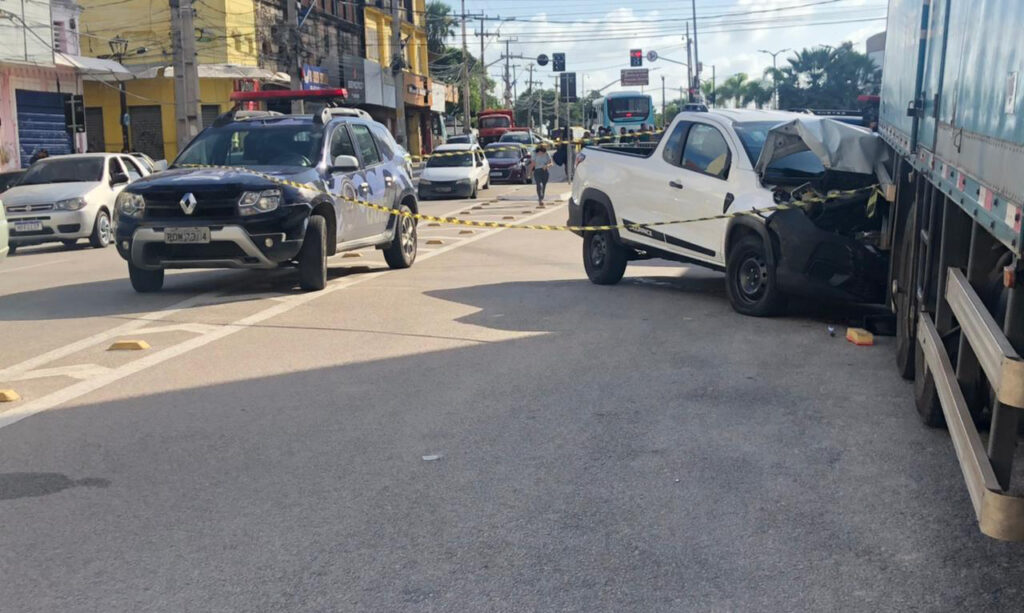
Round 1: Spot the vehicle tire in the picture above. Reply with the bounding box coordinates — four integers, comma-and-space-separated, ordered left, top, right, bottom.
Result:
725, 235, 787, 317
895, 206, 917, 380
482, 178, 490, 190
383, 204, 417, 269
582, 214, 627, 285
62, 239, 78, 248
8, 244, 17, 255
469, 183, 478, 199
914, 342, 945, 427
128, 262, 164, 293
89, 209, 112, 248
298, 215, 327, 291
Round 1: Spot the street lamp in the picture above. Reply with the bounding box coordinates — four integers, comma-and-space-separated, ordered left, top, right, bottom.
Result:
108, 36, 131, 152
758, 48, 790, 110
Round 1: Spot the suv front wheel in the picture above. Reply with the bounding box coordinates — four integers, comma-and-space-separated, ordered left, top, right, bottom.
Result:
383, 205, 417, 269
298, 215, 327, 291
129, 262, 164, 292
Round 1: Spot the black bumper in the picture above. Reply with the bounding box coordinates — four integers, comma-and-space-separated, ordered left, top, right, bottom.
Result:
418, 182, 474, 199
767, 209, 886, 304
488, 166, 525, 183
567, 197, 584, 237
115, 203, 310, 268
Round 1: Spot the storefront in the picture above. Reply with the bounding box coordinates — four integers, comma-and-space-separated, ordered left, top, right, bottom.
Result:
403, 73, 432, 156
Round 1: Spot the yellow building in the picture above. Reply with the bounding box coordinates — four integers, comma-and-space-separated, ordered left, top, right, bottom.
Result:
363, 1, 433, 156
78, 0, 265, 161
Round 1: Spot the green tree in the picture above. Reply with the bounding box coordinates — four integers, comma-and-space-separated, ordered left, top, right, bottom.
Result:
764, 42, 881, 109
425, 1, 455, 56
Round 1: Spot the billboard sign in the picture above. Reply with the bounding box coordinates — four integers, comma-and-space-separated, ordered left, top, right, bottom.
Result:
620, 68, 649, 86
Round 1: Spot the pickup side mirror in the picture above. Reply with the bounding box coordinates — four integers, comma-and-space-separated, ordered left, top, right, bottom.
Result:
331, 154, 359, 172
153, 160, 168, 172
110, 172, 129, 186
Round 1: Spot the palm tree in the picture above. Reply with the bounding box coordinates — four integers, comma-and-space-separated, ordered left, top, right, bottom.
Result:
426, 1, 455, 56
741, 80, 774, 109
716, 73, 750, 108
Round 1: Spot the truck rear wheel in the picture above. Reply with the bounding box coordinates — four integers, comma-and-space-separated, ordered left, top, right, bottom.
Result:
894, 206, 917, 380
129, 262, 164, 293
298, 215, 327, 291
583, 214, 627, 285
725, 235, 786, 317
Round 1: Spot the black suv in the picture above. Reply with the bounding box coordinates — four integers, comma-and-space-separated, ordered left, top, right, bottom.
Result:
114, 108, 419, 292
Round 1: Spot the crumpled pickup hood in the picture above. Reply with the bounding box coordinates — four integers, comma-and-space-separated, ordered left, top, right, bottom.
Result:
754, 117, 888, 177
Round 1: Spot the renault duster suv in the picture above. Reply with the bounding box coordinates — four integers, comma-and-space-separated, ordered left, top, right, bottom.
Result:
114, 108, 419, 292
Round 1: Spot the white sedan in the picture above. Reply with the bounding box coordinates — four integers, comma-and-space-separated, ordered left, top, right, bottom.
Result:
2, 153, 149, 253
417, 144, 490, 200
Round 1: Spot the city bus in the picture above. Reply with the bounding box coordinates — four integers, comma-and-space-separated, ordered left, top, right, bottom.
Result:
592, 91, 656, 134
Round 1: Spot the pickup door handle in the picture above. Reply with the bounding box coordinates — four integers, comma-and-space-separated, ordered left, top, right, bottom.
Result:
669, 180, 684, 190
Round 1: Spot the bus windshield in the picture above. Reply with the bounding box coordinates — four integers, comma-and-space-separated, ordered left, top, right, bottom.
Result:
607, 97, 651, 121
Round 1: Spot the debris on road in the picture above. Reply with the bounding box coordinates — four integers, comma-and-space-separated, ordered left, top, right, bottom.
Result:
845, 328, 874, 346
421, 454, 442, 461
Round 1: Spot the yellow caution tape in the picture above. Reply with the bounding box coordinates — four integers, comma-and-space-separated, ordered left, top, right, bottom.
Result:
181, 165, 881, 232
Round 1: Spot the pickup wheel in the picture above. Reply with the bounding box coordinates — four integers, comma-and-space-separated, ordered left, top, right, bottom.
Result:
725, 235, 786, 317
89, 209, 112, 248
383, 205, 417, 269
583, 215, 627, 285
298, 214, 327, 291
128, 262, 164, 293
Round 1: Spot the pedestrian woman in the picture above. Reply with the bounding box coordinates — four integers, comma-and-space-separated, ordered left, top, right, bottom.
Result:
528, 143, 553, 205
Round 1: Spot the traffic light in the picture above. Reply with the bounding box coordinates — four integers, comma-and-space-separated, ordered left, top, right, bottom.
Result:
552, 52, 565, 72
630, 49, 643, 67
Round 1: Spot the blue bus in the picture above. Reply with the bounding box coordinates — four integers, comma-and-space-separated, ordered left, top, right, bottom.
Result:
592, 91, 656, 133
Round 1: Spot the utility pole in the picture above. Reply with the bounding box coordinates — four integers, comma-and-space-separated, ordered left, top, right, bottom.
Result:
579, 73, 586, 130
711, 64, 716, 108
553, 76, 559, 134
460, 0, 471, 134
512, 64, 520, 108
527, 64, 535, 128
286, 0, 302, 113
478, 18, 497, 110
685, 22, 693, 102
170, 0, 201, 153
391, 0, 406, 145
503, 39, 513, 108
661, 75, 666, 127
691, 0, 700, 95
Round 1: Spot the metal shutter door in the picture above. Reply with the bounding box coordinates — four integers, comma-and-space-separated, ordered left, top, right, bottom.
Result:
128, 105, 164, 161
201, 105, 220, 130
85, 107, 105, 153
15, 90, 72, 166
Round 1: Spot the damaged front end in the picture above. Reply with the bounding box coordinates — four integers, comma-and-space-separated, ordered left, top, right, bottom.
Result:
755, 117, 889, 304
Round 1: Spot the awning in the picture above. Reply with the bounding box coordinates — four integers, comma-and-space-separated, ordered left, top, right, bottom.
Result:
162, 64, 282, 80
54, 53, 133, 82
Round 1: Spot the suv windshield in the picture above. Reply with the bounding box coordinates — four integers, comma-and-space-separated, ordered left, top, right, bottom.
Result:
20, 157, 104, 184
427, 152, 473, 167
734, 121, 825, 176
485, 147, 522, 159
175, 123, 324, 168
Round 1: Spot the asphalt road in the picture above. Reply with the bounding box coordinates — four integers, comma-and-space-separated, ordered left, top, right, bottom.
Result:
2, 178, 1024, 611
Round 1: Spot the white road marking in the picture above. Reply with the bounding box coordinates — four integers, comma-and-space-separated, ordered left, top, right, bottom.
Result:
5, 363, 112, 382
0, 199, 564, 430
0, 258, 73, 275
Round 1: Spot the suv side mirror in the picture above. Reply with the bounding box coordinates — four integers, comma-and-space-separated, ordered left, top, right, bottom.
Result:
110, 172, 129, 186
331, 155, 359, 172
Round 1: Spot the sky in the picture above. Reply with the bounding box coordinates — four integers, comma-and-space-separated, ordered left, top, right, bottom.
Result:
439, 0, 887, 107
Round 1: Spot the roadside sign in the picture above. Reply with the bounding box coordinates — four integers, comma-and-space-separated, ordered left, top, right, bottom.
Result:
537, 54, 549, 67
646, 50, 658, 63
552, 52, 565, 72
620, 68, 649, 87
560, 72, 577, 102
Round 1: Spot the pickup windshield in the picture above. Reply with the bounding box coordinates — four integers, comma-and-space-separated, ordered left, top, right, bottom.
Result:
174, 124, 324, 168
19, 158, 104, 184
734, 121, 824, 178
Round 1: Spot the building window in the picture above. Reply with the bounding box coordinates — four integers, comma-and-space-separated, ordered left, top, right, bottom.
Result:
366, 26, 379, 63
52, 21, 65, 52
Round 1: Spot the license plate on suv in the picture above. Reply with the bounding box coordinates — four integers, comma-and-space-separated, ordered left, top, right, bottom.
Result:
14, 221, 43, 232
165, 227, 210, 244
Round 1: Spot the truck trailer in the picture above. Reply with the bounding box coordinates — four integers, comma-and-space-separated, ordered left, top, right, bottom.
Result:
880, 0, 1024, 540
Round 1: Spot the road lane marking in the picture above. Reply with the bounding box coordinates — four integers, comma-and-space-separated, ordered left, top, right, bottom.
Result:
4, 364, 112, 382
0, 198, 563, 430
0, 258, 73, 275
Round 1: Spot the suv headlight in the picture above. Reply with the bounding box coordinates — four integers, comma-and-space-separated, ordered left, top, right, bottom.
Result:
238, 189, 281, 216
115, 192, 145, 218
54, 197, 87, 211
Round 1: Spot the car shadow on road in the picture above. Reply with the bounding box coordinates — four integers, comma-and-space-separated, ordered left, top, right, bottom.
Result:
0, 472, 110, 500
0, 264, 387, 322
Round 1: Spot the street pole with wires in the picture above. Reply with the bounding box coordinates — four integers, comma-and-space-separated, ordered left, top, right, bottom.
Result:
661, 75, 666, 128
685, 22, 693, 102
107, 36, 131, 151
691, 0, 700, 96
460, 0, 471, 134
391, 0, 407, 146
170, 0, 201, 153
527, 64, 535, 128
478, 18, 497, 111
759, 48, 790, 110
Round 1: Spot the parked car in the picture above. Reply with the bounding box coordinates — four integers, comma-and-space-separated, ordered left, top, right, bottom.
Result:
498, 130, 545, 152
0, 170, 25, 194
0, 195, 9, 262
114, 107, 419, 293
484, 143, 531, 184
129, 152, 169, 173
446, 133, 478, 145
571, 109, 884, 316
417, 143, 490, 200
2, 153, 149, 253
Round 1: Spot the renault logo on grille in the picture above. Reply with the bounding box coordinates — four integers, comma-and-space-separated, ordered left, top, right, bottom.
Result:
179, 192, 197, 215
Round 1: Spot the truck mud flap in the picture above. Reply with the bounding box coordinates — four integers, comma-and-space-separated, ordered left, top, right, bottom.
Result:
767, 208, 886, 304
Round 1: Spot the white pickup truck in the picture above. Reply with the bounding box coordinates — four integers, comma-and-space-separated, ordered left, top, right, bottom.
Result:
569, 109, 888, 315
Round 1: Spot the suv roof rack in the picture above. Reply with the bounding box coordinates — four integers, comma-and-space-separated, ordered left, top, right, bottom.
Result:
314, 106, 372, 125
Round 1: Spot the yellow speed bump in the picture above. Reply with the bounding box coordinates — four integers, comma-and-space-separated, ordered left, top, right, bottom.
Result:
845, 328, 874, 346
426, 239, 444, 245
459, 229, 474, 234
0, 389, 21, 403
108, 340, 151, 351
503, 216, 515, 220
342, 252, 362, 258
